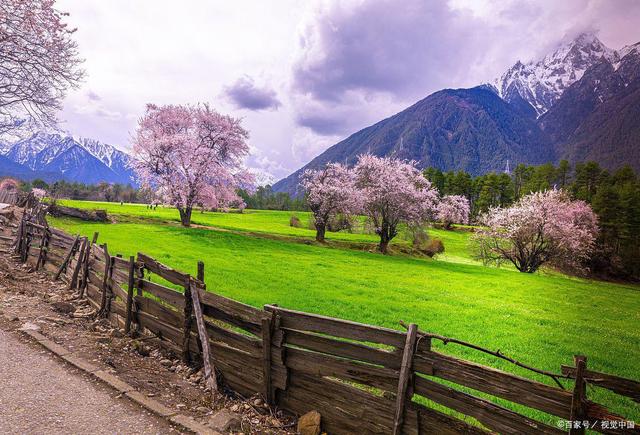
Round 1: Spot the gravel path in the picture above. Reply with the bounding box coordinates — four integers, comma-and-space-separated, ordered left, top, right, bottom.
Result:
0, 328, 179, 435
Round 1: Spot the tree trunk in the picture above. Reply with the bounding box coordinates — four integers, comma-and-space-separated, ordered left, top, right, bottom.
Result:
316, 222, 326, 242
178, 207, 193, 227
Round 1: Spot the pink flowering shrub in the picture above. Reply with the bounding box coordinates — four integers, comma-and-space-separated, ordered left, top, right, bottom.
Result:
437, 195, 470, 229
132, 103, 253, 226
354, 154, 439, 253
302, 163, 361, 242
474, 190, 598, 273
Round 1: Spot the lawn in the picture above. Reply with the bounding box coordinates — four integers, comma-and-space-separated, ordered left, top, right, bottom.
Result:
47, 203, 640, 424
57, 199, 476, 265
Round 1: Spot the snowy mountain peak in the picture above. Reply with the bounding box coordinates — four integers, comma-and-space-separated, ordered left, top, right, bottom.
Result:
493, 32, 618, 116
2, 132, 136, 185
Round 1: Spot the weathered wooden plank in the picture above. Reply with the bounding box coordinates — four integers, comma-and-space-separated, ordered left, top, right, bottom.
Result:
110, 255, 130, 270
135, 295, 183, 327
282, 328, 402, 369
284, 347, 398, 392
137, 311, 184, 344
200, 288, 267, 335
411, 402, 489, 435
414, 376, 564, 435
137, 279, 185, 309
109, 280, 128, 302
414, 350, 573, 419
562, 365, 640, 403
137, 252, 189, 286
54, 235, 79, 281
265, 304, 406, 348
393, 323, 417, 435
198, 319, 261, 357
111, 267, 129, 286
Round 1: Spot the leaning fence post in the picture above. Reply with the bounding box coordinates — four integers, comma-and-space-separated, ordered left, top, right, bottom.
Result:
35, 226, 50, 270
393, 323, 418, 435
80, 232, 99, 295
55, 235, 79, 281
124, 256, 136, 334
69, 238, 87, 290
189, 278, 218, 393
569, 355, 587, 435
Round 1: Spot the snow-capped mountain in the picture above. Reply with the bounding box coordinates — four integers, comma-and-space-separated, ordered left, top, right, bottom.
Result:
1, 132, 137, 185
274, 32, 640, 195
492, 32, 618, 116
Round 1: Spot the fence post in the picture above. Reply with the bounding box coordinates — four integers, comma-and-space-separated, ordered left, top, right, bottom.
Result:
197, 261, 205, 287
182, 276, 194, 363
569, 355, 587, 435
189, 278, 218, 393
69, 238, 87, 290
80, 232, 99, 295
261, 316, 273, 405
393, 323, 418, 435
99, 243, 112, 316
55, 235, 79, 281
125, 255, 136, 334
35, 226, 50, 270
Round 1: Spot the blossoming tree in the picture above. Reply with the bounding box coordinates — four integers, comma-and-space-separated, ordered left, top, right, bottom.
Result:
354, 154, 439, 253
302, 163, 361, 242
437, 195, 470, 229
0, 0, 84, 134
132, 103, 252, 227
474, 190, 598, 273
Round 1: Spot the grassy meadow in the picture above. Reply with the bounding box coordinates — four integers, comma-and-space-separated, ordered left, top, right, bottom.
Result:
49, 200, 640, 423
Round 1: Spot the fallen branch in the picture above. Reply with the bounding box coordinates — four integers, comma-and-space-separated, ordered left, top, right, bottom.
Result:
399, 320, 569, 389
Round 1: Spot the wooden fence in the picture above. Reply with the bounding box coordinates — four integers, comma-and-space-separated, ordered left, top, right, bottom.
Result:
14, 217, 640, 435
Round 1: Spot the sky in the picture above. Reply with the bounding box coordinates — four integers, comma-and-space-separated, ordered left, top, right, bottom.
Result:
56, 0, 640, 184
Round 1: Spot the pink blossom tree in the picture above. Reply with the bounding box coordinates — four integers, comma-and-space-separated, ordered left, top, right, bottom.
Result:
354, 154, 439, 253
302, 163, 361, 242
1, 0, 84, 135
474, 190, 598, 273
437, 195, 470, 229
132, 103, 253, 227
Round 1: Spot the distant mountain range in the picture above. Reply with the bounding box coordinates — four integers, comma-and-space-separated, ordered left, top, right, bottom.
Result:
274, 32, 640, 195
0, 132, 137, 185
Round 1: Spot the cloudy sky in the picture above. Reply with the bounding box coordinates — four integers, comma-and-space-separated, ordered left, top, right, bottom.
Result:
56, 0, 640, 183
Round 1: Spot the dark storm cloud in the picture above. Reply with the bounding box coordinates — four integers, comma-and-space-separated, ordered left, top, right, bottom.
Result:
290, 0, 640, 136
292, 1, 487, 103
223, 76, 281, 111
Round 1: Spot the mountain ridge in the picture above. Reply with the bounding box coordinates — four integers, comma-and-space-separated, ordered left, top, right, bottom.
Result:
1, 132, 137, 185
273, 32, 640, 196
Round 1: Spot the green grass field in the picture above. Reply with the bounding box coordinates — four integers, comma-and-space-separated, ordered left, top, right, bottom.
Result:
49, 200, 640, 423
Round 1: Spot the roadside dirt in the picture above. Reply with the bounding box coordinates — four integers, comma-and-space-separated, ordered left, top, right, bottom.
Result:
0, 243, 295, 434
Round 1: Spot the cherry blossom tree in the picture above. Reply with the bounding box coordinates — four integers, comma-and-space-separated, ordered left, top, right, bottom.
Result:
0, 0, 84, 135
132, 103, 253, 227
474, 190, 598, 273
302, 163, 361, 242
354, 154, 439, 253
437, 195, 470, 229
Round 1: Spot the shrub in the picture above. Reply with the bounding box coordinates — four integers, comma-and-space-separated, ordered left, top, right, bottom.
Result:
327, 213, 354, 232
289, 215, 302, 228
424, 238, 445, 257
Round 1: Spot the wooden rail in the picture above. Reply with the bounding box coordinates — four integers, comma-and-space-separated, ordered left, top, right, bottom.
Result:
15, 218, 640, 435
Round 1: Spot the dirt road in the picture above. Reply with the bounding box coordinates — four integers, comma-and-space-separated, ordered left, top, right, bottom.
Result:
0, 328, 179, 435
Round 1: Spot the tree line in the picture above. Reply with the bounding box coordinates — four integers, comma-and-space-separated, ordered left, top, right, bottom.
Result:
424, 161, 640, 279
